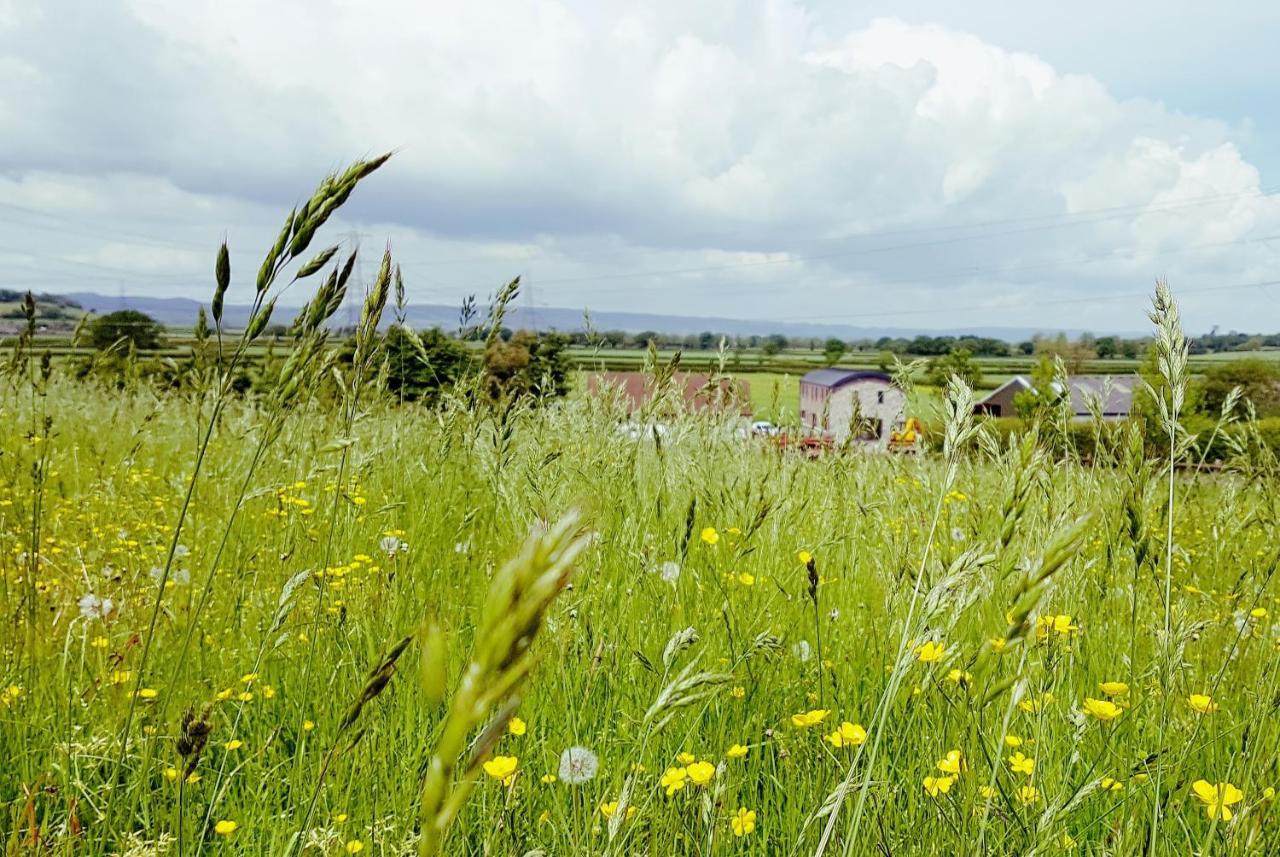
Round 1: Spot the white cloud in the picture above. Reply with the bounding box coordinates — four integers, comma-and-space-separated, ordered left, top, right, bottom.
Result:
1, 1, 1278, 332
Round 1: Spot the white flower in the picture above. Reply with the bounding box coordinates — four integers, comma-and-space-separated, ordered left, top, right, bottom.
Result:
659, 561, 681, 585
951, 527, 965, 542
454, 540, 471, 554
173, 544, 190, 559
78, 594, 117, 621
558, 746, 599, 785
149, 567, 190, 585
792, 640, 812, 663
379, 536, 408, 556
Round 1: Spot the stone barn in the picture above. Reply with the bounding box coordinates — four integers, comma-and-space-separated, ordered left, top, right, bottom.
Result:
798, 369, 906, 449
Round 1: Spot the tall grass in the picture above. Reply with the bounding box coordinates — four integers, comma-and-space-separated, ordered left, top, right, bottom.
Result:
2, 194, 1278, 853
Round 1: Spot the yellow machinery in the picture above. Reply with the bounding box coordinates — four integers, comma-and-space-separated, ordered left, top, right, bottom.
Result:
888, 417, 923, 453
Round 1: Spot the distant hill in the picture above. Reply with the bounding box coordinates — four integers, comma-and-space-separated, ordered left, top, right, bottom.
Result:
0, 289, 84, 329
60, 291, 1117, 342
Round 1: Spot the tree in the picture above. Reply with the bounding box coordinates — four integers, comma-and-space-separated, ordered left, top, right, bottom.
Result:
926, 348, 982, 388
483, 329, 571, 402
1095, 336, 1118, 359
761, 334, 788, 358
822, 337, 847, 367
1201, 358, 1280, 418
384, 325, 472, 404
89, 309, 164, 351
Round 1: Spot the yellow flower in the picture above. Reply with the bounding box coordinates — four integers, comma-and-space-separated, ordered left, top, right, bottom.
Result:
540, 774, 556, 784
508, 716, 527, 736
726, 744, 749, 759
1188, 694, 1219, 714
824, 722, 867, 749
936, 750, 964, 775
214, 820, 237, 835
135, 688, 159, 700
599, 801, 637, 820
482, 755, 518, 786
989, 637, 1008, 653
1082, 698, 1122, 722
223, 740, 243, 751
1019, 692, 1055, 713
730, 807, 756, 836
979, 785, 996, 799
1017, 785, 1040, 805
687, 761, 716, 786
923, 775, 955, 798
660, 766, 688, 796
1100, 777, 1123, 792
91, 636, 109, 649
677, 752, 697, 765
1007, 752, 1035, 776
1036, 614, 1078, 640
737, 572, 755, 586
947, 669, 973, 687
1005, 735, 1023, 748
700, 527, 720, 546
1191, 780, 1244, 821
916, 641, 945, 663
1099, 681, 1129, 697
346, 841, 364, 854
164, 767, 180, 782
730, 686, 745, 699
303, 720, 315, 732
1059, 833, 1077, 850
797, 550, 813, 565
791, 709, 830, 728
1250, 607, 1268, 619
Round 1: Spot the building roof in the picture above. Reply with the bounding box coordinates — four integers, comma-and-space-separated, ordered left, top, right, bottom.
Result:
975, 374, 1136, 415
800, 368, 894, 388
1055, 375, 1137, 415
587, 371, 752, 415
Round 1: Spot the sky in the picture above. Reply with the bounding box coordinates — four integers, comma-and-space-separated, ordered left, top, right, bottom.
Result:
2, 0, 1279, 334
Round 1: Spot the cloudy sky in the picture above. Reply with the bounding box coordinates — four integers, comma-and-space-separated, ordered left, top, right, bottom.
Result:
3, 0, 1279, 333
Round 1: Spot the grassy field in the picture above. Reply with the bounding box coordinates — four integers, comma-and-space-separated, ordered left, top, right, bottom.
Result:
4, 158, 1277, 855
3, 367, 1279, 856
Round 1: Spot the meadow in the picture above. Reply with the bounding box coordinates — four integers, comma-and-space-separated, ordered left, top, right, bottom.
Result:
3, 158, 1280, 856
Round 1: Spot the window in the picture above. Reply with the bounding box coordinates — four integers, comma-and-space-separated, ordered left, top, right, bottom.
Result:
876, 391, 885, 404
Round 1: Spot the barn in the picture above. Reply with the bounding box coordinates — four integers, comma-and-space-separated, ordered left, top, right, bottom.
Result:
798, 369, 906, 448
973, 375, 1136, 420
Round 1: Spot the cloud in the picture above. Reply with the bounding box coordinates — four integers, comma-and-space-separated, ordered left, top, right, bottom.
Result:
1, 0, 1278, 332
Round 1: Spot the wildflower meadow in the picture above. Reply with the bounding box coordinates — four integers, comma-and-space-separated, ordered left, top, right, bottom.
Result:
3, 157, 1279, 855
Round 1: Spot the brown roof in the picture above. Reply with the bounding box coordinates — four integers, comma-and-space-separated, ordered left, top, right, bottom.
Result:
588, 372, 752, 415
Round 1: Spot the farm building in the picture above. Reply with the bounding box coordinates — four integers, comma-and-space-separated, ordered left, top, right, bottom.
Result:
798, 369, 905, 448
587, 371, 752, 415
973, 375, 1136, 419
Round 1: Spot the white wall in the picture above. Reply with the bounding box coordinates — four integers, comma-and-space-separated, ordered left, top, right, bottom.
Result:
824, 380, 906, 448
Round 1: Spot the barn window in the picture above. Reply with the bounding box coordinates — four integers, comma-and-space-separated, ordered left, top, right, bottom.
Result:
877, 391, 885, 404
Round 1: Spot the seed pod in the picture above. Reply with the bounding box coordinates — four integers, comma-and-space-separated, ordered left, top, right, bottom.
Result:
295, 245, 339, 280
212, 242, 230, 324
245, 298, 277, 342
420, 617, 447, 705
258, 210, 295, 293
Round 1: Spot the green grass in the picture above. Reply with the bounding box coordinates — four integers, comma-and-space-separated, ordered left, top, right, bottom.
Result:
3, 375, 1278, 855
